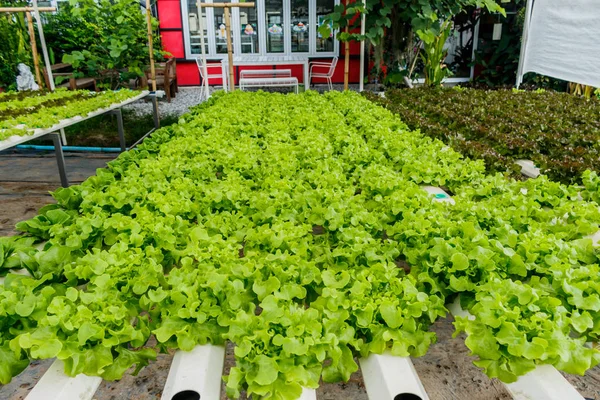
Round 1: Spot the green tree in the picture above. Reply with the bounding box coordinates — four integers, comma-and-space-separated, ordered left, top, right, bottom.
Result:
321, 0, 504, 86
44, 0, 167, 89
0, 1, 33, 90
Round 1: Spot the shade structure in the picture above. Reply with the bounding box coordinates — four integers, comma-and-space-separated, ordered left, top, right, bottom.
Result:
517, 0, 600, 88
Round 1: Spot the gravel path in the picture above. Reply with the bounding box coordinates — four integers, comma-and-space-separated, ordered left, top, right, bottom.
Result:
123, 87, 209, 118
123, 85, 362, 118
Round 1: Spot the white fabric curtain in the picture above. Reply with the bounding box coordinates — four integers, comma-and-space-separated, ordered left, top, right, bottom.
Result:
521, 0, 600, 88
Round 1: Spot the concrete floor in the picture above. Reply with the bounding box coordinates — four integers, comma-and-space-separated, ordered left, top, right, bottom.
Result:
0, 151, 598, 400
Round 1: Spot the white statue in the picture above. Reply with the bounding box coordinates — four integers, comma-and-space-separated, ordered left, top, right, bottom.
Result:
16, 63, 40, 91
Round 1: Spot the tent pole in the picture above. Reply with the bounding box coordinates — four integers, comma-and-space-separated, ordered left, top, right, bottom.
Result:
197, 0, 210, 98
516, 0, 534, 88
25, 11, 43, 88
145, 0, 157, 92
33, 0, 54, 91
469, 9, 480, 81
359, 0, 365, 92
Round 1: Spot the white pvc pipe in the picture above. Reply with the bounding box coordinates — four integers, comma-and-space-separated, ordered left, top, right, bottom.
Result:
422, 186, 455, 204
514, 159, 540, 178
161, 345, 225, 400
33, 0, 54, 91
450, 297, 583, 400
360, 353, 429, 400
299, 388, 317, 399
196, 0, 210, 99
26, 359, 102, 400
516, 0, 534, 88
469, 11, 480, 81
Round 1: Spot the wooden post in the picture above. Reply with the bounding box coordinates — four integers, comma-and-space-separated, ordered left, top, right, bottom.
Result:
0, 6, 55, 90
203, 3, 254, 91
25, 11, 43, 89
344, 27, 349, 91
0, 7, 55, 12
224, 7, 234, 92
145, 0, 157, 92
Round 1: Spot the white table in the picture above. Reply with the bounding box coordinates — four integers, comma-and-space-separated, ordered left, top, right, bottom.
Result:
222, 55, 309, 91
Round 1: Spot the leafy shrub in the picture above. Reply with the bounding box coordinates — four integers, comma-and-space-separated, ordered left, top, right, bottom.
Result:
44, 0, 167, 89
0, 10, 31, 90
366, 87, 600, 184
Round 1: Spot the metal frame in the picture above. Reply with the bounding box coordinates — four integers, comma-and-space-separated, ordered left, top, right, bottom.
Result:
239, 69, 299, 92
0, 91, 159, 188
239, 77, 299, 92
308, 57, 337, 90
224, 54, 310, 89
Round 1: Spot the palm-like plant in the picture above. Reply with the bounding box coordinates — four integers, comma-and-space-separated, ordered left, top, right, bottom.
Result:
419, 20, 453, 87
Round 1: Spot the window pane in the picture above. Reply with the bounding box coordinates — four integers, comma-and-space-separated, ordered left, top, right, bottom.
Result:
316, 0, 334, 52
240, 5, 259, 53
265, 0, 284, 53
291, 0, 309, 52
445, 13, 476, 78
215, 0, 232, 54
188, 0, 209, 55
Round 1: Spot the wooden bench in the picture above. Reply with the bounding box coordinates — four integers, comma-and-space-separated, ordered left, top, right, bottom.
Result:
239, 69, 298, 93
43, 63, 97, 91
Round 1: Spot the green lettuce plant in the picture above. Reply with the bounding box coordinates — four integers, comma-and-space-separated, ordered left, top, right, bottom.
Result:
0, 91, 598, 399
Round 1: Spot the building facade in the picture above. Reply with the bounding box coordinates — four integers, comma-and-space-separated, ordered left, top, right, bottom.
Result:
156, 0, 361, 85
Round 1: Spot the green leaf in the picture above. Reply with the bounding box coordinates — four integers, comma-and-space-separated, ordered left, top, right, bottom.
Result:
252, 354, 279, 386
450, 252, 469, 271
0, 343, 29, 384
322, 345, 358, 382
379, 301, 403, 329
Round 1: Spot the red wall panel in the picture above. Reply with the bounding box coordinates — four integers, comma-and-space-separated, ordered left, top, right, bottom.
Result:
176, 59, 361, 86
308, 59, 360, 85
274, 64, 305, 84
157, 1, 182, 29
340, 40, 360, 55
176, 61, 201, 85
178, 61, 228, 86
161, 31, 185, 58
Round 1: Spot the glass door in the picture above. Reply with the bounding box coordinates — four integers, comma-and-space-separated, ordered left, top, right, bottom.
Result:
240, 3, 259, 53
291, 0, 309, 53
214, 0, 232, 54
315, 0, 334, 52
265, 0, 284, 53
188, 0, 210, 55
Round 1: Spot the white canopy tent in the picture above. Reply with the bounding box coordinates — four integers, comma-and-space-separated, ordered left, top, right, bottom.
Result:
516, 0, 600, 88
